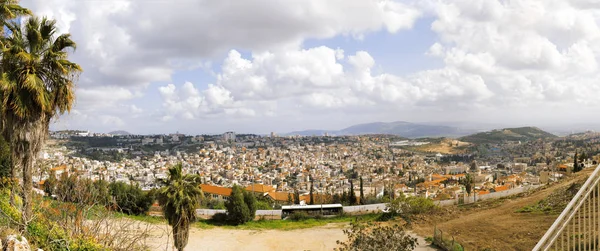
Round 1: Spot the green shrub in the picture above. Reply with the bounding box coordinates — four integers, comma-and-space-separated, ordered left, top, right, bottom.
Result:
255, 200, 273, 210
211, 212, 228, 223
288, 211, 309, 221
110, 182, 155, 215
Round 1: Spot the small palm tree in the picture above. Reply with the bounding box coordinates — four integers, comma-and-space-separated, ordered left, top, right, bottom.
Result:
158, 163, 202, 251
0, 16, 81, 226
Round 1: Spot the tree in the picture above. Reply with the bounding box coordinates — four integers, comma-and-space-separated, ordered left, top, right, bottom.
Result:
462, 173, 474, 195
110, 181, 154, 215
287, 192, 293, 205
359, 176, 365, 205
336, 221, 417, 251
294, 189, 300, 204
1, 16, 81, 227
574, 151, 582, 173
349, 180, 357, 205
0, 136, 11, 178
243, 189, 257, 222
226, 185, 250, 225
44, 170, 56, 196
309, 176, 314, 205
158, 163, 202, 251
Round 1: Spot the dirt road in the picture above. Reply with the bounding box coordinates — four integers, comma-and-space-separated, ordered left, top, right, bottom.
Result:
146, 223, 438, 251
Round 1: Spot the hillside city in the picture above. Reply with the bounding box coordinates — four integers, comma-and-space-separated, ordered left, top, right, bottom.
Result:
37, 128, 600, 208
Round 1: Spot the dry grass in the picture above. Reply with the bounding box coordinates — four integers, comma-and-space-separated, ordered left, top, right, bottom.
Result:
410, 169, 593, 251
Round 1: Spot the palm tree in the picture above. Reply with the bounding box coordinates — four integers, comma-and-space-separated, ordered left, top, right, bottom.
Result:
0, 16, 81, 226
158, 163, 202, 251
0, 0, 30, 181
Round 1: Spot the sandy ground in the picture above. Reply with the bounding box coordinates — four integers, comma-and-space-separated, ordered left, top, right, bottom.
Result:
145, 223, 438, 251
412, 169, 592, 251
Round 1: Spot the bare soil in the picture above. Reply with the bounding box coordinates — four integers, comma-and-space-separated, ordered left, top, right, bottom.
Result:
145, 222, 438, 251
413, 139, 471, 154
411, 169, 592, 251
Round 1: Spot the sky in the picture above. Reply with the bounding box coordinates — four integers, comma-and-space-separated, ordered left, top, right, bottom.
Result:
20, 0, 600, 135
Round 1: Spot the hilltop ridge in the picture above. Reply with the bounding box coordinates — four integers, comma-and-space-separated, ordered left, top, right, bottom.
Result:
286, 121, 475, 138
459, 126, 557, 144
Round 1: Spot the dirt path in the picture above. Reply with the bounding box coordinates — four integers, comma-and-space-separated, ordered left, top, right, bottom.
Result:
412, 169, 592, 251
146, 223, 438, 251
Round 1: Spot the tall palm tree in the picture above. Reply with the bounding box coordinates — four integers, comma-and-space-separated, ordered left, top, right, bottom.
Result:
0, 0, 31, 181
0, 16, 81, 226
158, 163, 202, 251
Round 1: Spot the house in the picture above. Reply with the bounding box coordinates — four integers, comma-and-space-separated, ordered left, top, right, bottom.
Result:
245, 184, 275, 195
50, 164, 68, 177
266, 191, 293, 203
200, 184, 232, 201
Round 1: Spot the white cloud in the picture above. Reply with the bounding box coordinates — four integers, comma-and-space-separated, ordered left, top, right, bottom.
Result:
27, 0, 600, 133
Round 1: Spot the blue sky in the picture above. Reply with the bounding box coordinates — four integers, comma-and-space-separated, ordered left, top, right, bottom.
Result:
22, 0, 600, 135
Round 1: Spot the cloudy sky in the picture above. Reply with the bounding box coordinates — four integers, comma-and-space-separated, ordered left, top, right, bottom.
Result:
21, 0, 600, 134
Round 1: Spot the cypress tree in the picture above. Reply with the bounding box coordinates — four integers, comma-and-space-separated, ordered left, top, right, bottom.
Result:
349, 179, 357, 205
359, 176, 365, 205
243, 190, 257, 222
574, 151, 580, 172
294, 189, 300, 204
309, 176, 314, 205
226, 185, 250, 225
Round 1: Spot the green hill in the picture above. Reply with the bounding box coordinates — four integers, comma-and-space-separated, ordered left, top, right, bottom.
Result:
459, 127, 557, 144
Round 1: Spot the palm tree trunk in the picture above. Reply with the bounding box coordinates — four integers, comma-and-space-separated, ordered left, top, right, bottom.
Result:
6, 115, 47, 230
173, 220, 190, 251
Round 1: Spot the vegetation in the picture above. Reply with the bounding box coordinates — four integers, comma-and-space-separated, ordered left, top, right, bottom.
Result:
460, 127, 557, 144
197, 213, 382, 231
1, 13, 82, 228
0, 136, 11, 178
348, 179, 357, 205
335, 221, 418, 251
110, 181, 155, 215
460, 173, 474, 195
225, 185, 257, 225
381, 194, 438, 222
157, 163, 202, 251
516, 181, 582, 214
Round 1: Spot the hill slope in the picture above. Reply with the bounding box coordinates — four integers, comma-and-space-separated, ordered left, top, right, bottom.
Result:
412, 169, 591, 250
286, 121, 474, 138
459, 126, 557, 144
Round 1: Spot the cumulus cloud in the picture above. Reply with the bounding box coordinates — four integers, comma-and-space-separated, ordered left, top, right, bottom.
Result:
22, 0, 600, 133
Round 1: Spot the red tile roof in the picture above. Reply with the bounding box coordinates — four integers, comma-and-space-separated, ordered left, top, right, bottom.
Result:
200, 184, 232, 197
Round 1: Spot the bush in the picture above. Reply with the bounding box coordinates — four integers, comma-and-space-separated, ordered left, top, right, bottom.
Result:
210, 212, 228, 223
384, 194, 438, 221
205, 199, 226, 209
288, 211, 309, 221
335, 221, 417, 251
110, 182, 155, 215
255, 200, 273, 210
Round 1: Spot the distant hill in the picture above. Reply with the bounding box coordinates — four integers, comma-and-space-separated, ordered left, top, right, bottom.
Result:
459, 127, 557, 144
108, 130, 131, 135
285, 121, 476, 138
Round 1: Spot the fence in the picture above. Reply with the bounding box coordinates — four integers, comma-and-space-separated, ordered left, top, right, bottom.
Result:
342, 203, 387, 215
433, 185, 541, 207
195, 186, 541, 220
433, 226, 464, 251
533, 165, 600, 250
196, 204, 387, 219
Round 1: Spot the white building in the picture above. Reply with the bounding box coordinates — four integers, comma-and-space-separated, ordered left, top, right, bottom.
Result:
223, 131, 236, 142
